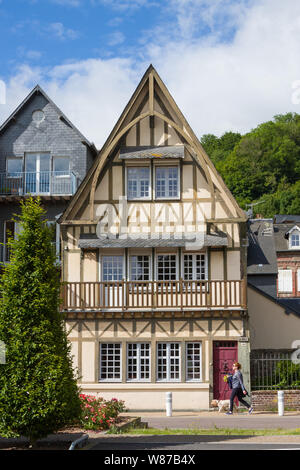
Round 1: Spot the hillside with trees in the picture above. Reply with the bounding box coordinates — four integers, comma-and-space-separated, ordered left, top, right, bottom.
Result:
201, 113, 300, 218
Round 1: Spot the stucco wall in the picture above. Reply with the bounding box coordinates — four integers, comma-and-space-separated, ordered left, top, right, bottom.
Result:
248, 286, 300, 349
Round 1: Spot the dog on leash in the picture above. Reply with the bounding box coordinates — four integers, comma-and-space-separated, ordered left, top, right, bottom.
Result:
211, 399, 238, 413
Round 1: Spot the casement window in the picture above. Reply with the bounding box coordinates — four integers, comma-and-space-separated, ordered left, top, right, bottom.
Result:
102, 255, 124, 281
278, 269, 293, 293
290, 232, 300, 249
155, 166, 179, 199
127, 343, 151, 381
99, 343, 122, 381
130, 255, 150, 281
186, 342, 202, 381
127, 167, 150, 200
53, 156, 70, 177
157, 254, 177, 281
6, 158, 23, 177
157, 342, 181, 381
183, 253, 207, 280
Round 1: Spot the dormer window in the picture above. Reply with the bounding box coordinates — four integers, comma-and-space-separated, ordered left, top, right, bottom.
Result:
288, 226, 300, 249
291, 232, 300, 248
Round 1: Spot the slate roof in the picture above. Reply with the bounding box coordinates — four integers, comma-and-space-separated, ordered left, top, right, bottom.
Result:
78, 232, 228, 249
273, 222, 300, 252
119, 145, 185, 160
247, 219, 278, 275
247, 217, 300, 316
0, 85, 97, 153
274, 215, 300, 224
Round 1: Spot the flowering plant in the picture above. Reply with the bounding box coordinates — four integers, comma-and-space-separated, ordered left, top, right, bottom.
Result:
79, 394, 126, 430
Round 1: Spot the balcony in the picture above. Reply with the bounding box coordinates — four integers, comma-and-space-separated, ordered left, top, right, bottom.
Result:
60, 279, 247, 312
0, 171, 77, 196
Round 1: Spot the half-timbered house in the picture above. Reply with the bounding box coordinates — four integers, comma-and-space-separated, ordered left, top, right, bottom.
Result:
59, 65, 249, 410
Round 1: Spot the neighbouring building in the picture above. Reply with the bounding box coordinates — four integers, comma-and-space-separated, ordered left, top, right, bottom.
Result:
59, 65, 249, 411
0, 85, 97, 268
247, 216, 300, 401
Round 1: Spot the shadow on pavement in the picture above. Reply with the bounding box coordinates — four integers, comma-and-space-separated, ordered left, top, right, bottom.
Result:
87, 434, 253, 450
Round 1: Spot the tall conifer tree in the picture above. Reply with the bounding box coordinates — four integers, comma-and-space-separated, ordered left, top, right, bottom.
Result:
0, 198, 81, 444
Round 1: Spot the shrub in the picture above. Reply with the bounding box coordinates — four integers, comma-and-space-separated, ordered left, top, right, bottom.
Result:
79, 394, 126, 431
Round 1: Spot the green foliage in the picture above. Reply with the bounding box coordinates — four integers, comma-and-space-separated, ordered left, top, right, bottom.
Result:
0, 198, 81, 442
273, 360, 300, 390
201, 113, 300, 217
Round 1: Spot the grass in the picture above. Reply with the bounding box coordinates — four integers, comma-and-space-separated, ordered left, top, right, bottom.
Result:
108, 426, 300, 436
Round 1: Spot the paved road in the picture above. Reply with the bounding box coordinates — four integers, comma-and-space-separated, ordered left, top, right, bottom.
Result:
87, 435, 300, 451
141, 414, 300, 429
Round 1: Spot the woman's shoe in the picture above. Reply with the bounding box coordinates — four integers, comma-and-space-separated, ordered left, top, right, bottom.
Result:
225, 411, 233, 415
248, 407, 254, 414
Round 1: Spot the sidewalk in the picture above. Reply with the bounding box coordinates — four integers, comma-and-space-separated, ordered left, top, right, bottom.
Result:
121, 410, 300, 430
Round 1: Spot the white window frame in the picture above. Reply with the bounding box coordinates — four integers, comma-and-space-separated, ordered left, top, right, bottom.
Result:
297, 269, 300, 292
53, 156, 70, 178
186, 342, 202, 382
129, 254, 152, 281
278, 269, 293, 293
101, 254, 125, 282
182, 252, 208, 281
99, 342, 122, 382
156, 253, 178, 281
290, 231, 300, 249
126, 342, 151, 382
156, 342, 181, 382
126, 166, 151, 201
154, 165, 180, 200
24, 152, 51, 195
6, 157, 23, 178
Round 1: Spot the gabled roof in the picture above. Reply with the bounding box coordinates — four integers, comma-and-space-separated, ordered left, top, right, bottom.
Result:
0, 84, 97, 153
59, 64, 246, 224
273, 223, 300, 251
247, 219, 278, 275
285, 225, 300, 236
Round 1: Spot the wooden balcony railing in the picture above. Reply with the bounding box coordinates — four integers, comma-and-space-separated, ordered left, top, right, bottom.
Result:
60, 280, 247, 311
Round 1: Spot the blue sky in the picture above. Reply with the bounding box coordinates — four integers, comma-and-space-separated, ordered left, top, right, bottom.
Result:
1, 0, 300, 148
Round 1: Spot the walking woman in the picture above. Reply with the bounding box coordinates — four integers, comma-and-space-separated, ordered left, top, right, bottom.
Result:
226, 362, 253, 415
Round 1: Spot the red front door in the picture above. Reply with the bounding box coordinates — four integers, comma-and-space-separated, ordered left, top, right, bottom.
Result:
213, 341, 238, 400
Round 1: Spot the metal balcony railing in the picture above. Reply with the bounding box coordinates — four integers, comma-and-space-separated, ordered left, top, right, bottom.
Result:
0, 171, 77, 196
60, 279, 247, 311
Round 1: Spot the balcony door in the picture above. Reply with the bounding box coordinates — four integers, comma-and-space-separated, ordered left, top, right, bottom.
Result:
25, 153, 50, 194
101, 255, 124, 307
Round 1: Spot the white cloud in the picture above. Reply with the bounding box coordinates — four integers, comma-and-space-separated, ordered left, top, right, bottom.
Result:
1, 0, 300, 149
107, 31, 125, 46
47, 22, 79, 40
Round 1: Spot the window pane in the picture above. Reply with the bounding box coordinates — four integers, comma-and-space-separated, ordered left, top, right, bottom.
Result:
130, 255, 150, 281
127, 167, 150, 199
54, 157, 70, 174
102, 256, 123, 281
157, 342, 180, 381
156, 167, 178, 198
100, 343, 121, 380
7, 159, 22, 176
127, 343, 150, 381
186, 342, 202, 380
157, 255, 177, 281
